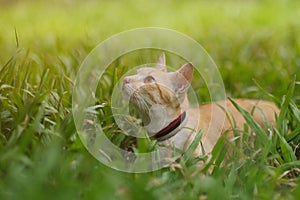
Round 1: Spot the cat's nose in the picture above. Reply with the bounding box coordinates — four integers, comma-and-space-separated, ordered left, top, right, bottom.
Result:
123, 77, 130, 84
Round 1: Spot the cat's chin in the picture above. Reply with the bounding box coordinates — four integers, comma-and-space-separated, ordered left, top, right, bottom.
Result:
144, 104, 168, 135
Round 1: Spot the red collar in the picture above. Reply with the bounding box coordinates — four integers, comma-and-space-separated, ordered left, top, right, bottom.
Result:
154, 111, 186, 141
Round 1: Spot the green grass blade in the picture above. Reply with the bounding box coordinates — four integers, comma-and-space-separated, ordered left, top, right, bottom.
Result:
253, 79, 281, 104
228, 97, 268, 146
275, 129, 297, 162
181, 129, 204, 165
276, 77, 296, 133
286, 126, 300, 142
202, 134, 226, 173
38, 68, 50, 93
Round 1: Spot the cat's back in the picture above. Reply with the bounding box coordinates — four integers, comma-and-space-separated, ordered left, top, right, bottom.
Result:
190, 98, 279, 154
192, 99, 278, 136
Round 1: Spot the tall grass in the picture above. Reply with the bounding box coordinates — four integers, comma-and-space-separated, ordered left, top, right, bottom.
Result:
0, 0, 300, 199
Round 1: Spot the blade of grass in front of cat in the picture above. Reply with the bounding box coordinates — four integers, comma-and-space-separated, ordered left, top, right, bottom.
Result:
286, 126, 300, 143
276, 77, 296, 134
202, 134, 226, 173
275, 129, 297, 162
228, 97, 269, 146
181, 129, 205, 166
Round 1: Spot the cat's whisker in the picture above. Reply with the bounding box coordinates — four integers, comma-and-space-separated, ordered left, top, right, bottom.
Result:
133, 92, 151, 112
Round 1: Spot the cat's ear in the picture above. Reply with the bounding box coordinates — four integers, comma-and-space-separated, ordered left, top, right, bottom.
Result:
178, 62, 193, 83
174, 62, 194, 93
156, 53, 167, 72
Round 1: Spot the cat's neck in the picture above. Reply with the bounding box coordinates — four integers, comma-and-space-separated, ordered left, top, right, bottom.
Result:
153, 111, 187, 141
142, 95, 190, 137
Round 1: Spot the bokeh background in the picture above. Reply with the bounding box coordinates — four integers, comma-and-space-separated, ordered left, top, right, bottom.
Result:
0, 0, 300, 199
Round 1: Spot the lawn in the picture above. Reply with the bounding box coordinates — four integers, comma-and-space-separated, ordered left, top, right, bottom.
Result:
0, 0, 300, 199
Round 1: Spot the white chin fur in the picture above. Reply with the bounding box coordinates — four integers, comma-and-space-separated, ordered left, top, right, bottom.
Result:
144, 104, 167, 134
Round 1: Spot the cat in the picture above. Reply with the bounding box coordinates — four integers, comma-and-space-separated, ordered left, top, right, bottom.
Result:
122, 53, 279, 155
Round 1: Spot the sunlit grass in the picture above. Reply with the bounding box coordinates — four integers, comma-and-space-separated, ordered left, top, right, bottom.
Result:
0, 0, 300, 199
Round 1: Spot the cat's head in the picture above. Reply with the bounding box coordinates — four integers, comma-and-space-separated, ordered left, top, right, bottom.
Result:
122, 53, 194, 118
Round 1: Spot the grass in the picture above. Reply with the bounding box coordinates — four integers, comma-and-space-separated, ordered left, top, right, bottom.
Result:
1, 0, 300, 199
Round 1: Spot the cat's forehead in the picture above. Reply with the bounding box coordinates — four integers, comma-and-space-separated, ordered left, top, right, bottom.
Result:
137, 67, 163, 75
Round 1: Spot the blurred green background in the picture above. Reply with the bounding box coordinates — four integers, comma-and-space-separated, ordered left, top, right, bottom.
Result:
0, 0, 300, 199
1, 0, 300, 96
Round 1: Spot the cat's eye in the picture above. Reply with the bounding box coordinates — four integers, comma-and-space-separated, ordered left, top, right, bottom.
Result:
144, 75, 155, 83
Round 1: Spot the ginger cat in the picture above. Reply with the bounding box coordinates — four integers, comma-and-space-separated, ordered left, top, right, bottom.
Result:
122, 54, 279, 155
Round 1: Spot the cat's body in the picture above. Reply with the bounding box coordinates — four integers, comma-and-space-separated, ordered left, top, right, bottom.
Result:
160, 99, 278, 155
122, 54, 279, 155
